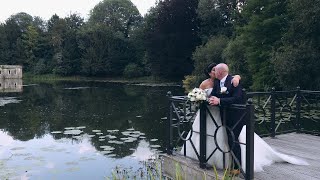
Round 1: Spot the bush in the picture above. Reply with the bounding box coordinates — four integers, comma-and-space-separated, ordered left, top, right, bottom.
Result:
123, 63, 144, 78
182, 75, 203, 93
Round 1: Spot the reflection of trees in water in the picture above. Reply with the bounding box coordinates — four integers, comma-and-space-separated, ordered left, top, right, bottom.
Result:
0, 81, 183, 157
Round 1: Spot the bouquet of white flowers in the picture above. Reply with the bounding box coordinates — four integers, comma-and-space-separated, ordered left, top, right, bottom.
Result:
187, 88, 208, 102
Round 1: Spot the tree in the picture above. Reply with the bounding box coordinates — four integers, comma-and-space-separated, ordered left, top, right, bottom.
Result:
0, 24, 10, 64
197, 0, 245, 42
229, 0, 289, 90
54, 14, 84, 76
183, 35, 229, 90
3, 12, 35, 66
7, 12, 34, 32
78, 25, 136, 76
47, 15, 69, 75
88, 0, 142, 38
192, 35, 229, 76
21, 25, 39, 71
223, 35, 252, 88
145, 0, 200, 79
272, 0, 320, 90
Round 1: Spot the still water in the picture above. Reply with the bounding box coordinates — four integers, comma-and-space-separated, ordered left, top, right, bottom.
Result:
0, 81, 183, 179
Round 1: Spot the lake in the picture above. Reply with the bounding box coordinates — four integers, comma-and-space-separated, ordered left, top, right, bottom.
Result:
0, 80, 183, 179
1, 80, 319, 179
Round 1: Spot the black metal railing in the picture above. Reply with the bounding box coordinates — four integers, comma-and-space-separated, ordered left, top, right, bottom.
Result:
247, 87, 320, 137
166, 91, 254, 180
166, 87, 320, 180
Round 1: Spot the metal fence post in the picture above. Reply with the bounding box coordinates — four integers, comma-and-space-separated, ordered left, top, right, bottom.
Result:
296, 86, 301, 133
166, 91, 173, 155
270, 87, 276, 138
199, 102, 207, 168
246, 100, 255, 180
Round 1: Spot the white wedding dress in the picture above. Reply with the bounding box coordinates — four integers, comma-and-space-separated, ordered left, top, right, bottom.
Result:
239, 126, 309, 172
182, 88, 309, 171
181, 88, 232, 169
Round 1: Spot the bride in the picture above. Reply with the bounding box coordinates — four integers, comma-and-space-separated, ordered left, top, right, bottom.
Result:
181, 63, 308, 172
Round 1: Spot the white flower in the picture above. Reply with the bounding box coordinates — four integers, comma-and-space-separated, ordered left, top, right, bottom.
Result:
220, 87, 228, 94
187, 88, 207, 102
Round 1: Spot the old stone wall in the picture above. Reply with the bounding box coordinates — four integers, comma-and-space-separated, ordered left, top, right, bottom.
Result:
0, 65, 23, 79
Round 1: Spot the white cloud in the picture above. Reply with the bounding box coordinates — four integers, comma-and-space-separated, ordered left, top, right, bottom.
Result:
131, 140, 154, 161
0, 131, 14, 146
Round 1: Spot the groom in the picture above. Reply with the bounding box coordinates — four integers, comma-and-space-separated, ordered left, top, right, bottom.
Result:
208, 63, 245, 171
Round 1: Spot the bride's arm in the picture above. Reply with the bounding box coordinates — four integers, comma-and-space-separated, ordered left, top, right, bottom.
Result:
231, 75, 241, 87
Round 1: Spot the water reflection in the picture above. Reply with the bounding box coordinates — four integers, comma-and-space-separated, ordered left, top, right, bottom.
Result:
0, 81, 183, 179
0, 78, 23, 93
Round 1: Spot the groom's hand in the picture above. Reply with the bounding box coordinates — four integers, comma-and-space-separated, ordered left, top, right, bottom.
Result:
209, 96, 220, 105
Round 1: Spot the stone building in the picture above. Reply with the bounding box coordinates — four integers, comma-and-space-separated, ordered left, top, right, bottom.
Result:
0, 65, 23, 92
0, 65, 23, 79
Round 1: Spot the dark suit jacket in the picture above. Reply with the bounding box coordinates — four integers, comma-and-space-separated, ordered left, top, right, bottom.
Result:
210, 75, 244, 106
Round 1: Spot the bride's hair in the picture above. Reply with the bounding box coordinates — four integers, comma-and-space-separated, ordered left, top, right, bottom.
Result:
204, 63, 216, 78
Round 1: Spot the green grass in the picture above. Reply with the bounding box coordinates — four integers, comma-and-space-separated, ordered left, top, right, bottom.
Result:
23, 73, 86, 81
23, 73, 181, 85
104, 159, 238, 180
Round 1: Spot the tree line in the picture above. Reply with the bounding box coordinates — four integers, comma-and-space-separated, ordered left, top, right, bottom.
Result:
0, 0, 319, 90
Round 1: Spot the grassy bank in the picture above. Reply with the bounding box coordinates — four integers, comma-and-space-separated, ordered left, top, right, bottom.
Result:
23, 73, 182, 86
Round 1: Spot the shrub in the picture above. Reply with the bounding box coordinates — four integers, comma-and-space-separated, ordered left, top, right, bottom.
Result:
123, 63, 144, 78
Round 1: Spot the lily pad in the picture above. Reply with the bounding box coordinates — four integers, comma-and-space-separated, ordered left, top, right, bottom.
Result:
65, 161, 78, 165
129, 134, 140, 138
107, 129, 119, 133
101, 151, 113, 154
51, 131, 63, 134
92, 130, 101, 133
150, 139, 158, 142
64, 129, 83, 135
107, 135, 117, 139
10, 147, 25, 151
73, 135, 82, 139
124, 140, 134, 143
66, 167, 80, 172
150, 145, 161, 148
121, 131, 131, 136
110, 141, 124, 144
100, 146, 114, 151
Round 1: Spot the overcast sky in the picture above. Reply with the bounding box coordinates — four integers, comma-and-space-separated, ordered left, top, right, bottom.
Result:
0, 0, 157, 23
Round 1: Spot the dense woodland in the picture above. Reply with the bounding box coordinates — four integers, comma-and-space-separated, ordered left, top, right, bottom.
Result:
0, 0, 319, 90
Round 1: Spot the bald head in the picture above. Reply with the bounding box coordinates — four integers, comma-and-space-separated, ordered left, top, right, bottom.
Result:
215, 63, 229, 80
